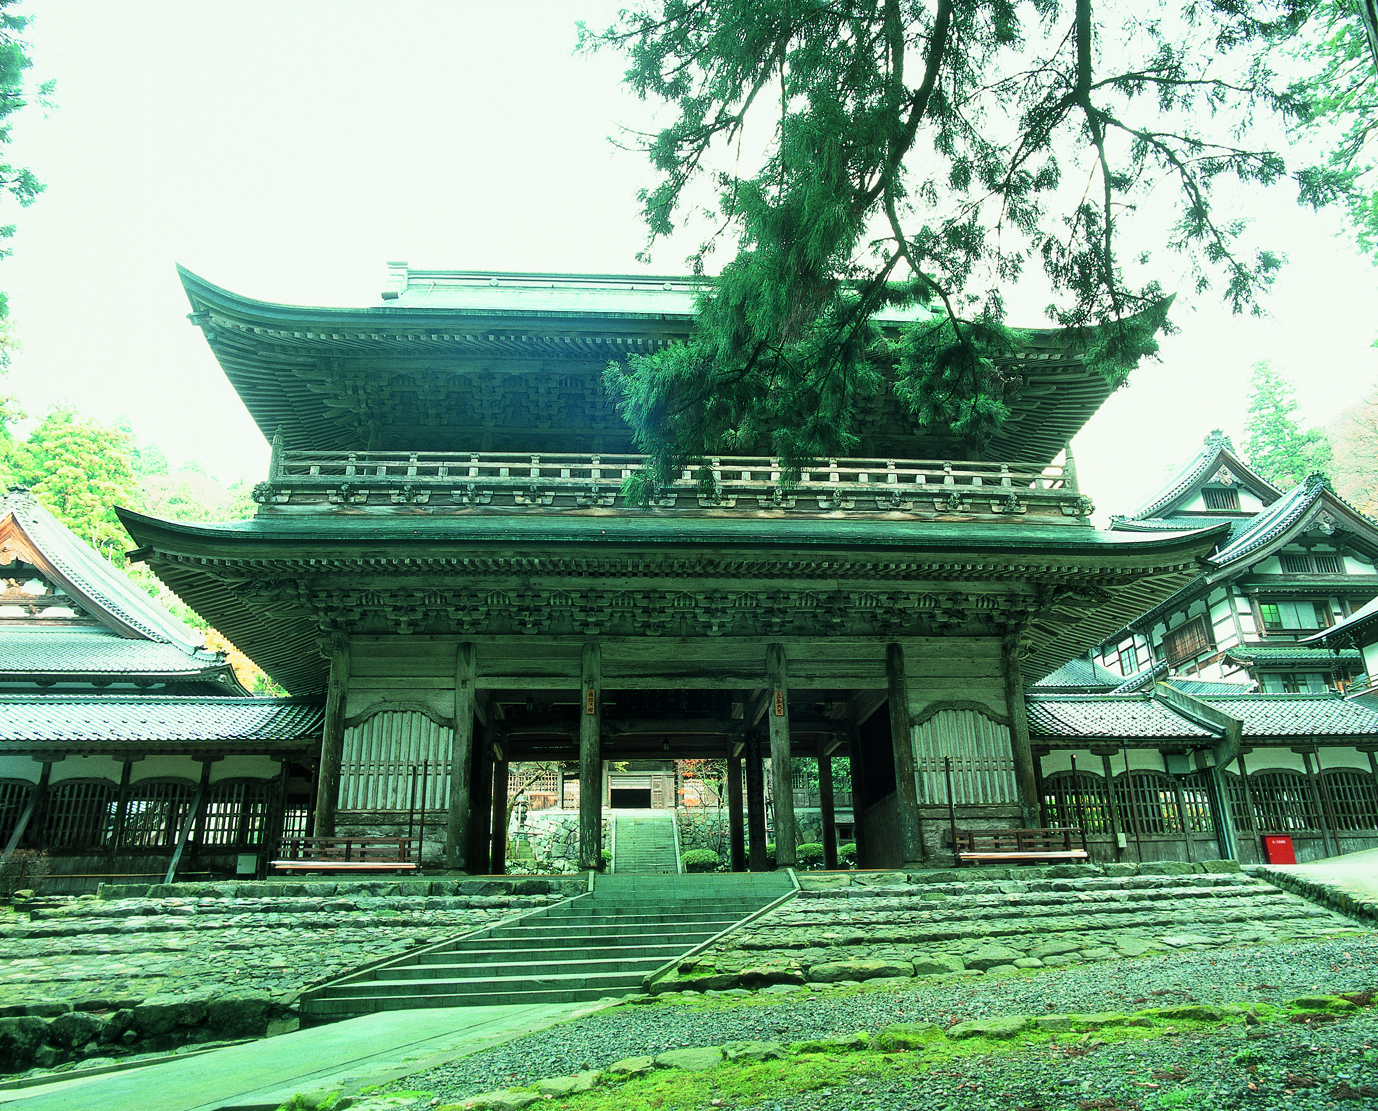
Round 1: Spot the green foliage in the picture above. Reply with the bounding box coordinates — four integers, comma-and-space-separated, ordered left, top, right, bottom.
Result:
794, 842, 824, 869
584, 1, 1319, 475
1289, 2, 1378, 257
1244, 360, 1333, 488
0, 2, 47, 319
837, 842, 857, 869
680, 848, 723, 873
19, 406, 139, 558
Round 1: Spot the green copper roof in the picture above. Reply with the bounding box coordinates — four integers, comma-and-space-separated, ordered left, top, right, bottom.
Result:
1124, 430, 1281, 521
1304, 594, 1378, 650
0, 626, 222, 677
1031, 656, 1123, 692
0, 695, 322, 747
1027, 694, 1215, 739
1196, 691, 1378, 737
1223, 644, 1363, 666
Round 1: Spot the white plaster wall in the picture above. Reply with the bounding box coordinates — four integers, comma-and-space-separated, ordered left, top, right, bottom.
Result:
210, 755, 281, 782
1364, 642, 1378, 680
1313, 747, 1374, 773
1239, 489, 1267, 512
1039, 750, 1105, 775
130, 755, 204, 782
0, 756, 39, 784
1239, 748, 1306, 774
1345, 553, 1374, 575
1254, 556, 1283, 574
49, 756, 124, 783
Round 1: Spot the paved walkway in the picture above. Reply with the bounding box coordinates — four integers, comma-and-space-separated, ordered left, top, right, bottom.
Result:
0, 1002, 593, 1111
1256, 846, 1378, 924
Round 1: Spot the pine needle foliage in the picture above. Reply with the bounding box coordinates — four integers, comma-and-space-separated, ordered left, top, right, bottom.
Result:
581, 0, 1336, 488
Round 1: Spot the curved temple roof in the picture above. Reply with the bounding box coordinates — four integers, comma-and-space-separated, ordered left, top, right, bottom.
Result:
179, 266, 1137, 466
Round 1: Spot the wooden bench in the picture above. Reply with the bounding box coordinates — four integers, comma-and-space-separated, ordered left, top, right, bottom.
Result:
948, 828, 1089, 867
271, 836, 417, 873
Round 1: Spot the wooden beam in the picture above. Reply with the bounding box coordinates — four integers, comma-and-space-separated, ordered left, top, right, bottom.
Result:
766, 644, 797, 867
578, 641, 603, 870
446, 641, 476, 869
886, 642, 923, 864
313, 635, 350, 838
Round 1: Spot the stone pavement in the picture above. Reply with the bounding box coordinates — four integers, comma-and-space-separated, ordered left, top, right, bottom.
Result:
0, 1001, 593, 1111
1254, 846, 1378, 924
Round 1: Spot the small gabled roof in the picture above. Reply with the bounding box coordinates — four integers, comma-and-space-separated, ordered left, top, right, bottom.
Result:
0, 626, 224, 677
1302, 594, 1378, 651
1109, 659, 1169, 693
1026, 693, 1217, 739
1030, 656, 1123, 693
1208, 474, 1376, 569
2, 488, 205, 648
1127, 430, 1282, 521
1223, 643, 1363, 669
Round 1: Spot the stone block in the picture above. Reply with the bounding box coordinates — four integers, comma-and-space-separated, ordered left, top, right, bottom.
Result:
1043, 864, 1094, 879
1199, 859, 1241, 873
1290, 995, 1359, 1013
536, 1071, 599, 1096
1114, 937, 1154, 957
670, 974, 740, 993
877, 1022, 945, 1051
1013, 958, 1043, 969
1159, 934, 1221, 948
964, 944, 1021, 971
604, 1055, 655, 1076
909, 870, 962, 885
133, 993, 210, 1036
806, 960, 913, 983
98, 1010, 135, 1044
512, 879, 553, 896
46, 1012, 103, 1050
794, 1033, 870, 1054
466, 1090, 539, 1110
851, 872, 909, 887
1102, 863, 1139, 877
0, 1016, 48, 1072
654, 1046, 724, 1071
723, 1040, 788, 1061
23, 1002, 73, 1018
1147, 1004, 1229, 1023
946, 1016, 1031, 1040
1031, 940, 1081, 959
911, 955, 965, 976
205, 993, 271, 1039
1138, 861, 1193, 876
982, 964, 1021, 977
798, 874, 851, 890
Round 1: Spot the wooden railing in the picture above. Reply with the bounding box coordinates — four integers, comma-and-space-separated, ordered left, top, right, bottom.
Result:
257, 448, 1089, 518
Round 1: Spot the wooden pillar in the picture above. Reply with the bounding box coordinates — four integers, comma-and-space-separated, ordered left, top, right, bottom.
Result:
490, 743, 509, 874
1167, 760, 1196, 863
817, 735, 838, 870
109, 759, 135, 859
446, 642, 477, 869
744, 729, 768, 870
468, 719, 494, 873
578, 641, 603, 870
885, 642, 922, 864
766, 644, 797, 867
1299, 748, 1339, 858
846, 704, 869, 867
726, 746, 746, 872
263, 758, 292, 878
1001, 637, 1041, 828
1095, 748, 1123, 862
165, 761, 211, 885
313, 635, 351, 838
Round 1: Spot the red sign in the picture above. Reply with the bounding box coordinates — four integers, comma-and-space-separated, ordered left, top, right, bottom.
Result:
1262, 835, 1296, 864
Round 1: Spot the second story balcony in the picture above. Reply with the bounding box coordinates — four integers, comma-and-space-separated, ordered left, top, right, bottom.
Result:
252, 448, 1094, 524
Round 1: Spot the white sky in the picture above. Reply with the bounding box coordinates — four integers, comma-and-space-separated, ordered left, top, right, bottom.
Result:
2, 1, 1375, 523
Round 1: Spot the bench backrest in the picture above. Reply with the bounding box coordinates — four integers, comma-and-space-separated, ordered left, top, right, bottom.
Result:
278, 836, 413, 862
951, 828, 1077, 853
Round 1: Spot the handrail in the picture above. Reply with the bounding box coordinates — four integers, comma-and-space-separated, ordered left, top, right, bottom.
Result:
271, 449, 1073, 494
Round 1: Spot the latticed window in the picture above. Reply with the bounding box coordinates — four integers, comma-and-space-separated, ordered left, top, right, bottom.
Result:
1161, 617, 1213, 664
1041, 771, 1113, 834
120, 780, 196, 849
281, 806, 311, 839
1258, 600, 1331, 632
1222, 773, 1255, 830
1248, 770, 1321, 832
1202, 487, 1240, 511
1114, 771, 1183, 835
44, 780, 117, 849
201, 780, 273, 847
0, 780, 34, 846
1323, 769, 1378, 831
1178, 771, 1216, 835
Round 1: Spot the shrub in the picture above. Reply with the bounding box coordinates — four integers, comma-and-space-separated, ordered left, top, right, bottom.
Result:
765, 841, 776, 868
837, 842, 858, 869
599, 849, 612, 872
795, 843, 825, 869
680, 849, 722, 873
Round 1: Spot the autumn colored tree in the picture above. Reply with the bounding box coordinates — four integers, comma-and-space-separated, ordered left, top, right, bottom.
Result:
1328, 382, 1378, 514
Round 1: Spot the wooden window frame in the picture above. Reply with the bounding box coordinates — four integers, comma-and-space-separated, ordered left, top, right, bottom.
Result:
1162, 615, 1214, 665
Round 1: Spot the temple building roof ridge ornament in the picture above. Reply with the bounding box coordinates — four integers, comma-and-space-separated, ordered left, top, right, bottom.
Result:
1124, 428, 1283, 522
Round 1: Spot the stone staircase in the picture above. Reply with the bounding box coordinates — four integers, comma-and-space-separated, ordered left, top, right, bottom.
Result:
300, 871, 793, 1020
672, 863, 1369, 991
614, 810, 680, 874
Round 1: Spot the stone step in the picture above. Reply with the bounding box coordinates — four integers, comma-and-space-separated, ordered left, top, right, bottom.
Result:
413, 942, 690, 964
435, 929, 720, 952
376, 954, 670, 980
318, 968, 651, 999
305, 984, 625, 1016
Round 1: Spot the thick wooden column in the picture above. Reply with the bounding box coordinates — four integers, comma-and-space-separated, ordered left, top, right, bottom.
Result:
313, 635, 351, 838
108, 759, 135, 861
490, 743, 509, 874
817, 736, 838, 870
766, 644, 797, 867
446, 642, 477, 869
1001, 636, 1041, 828
727, 747, 746, 872
744, 729, 768, 870
468, 720, 494, 873
885, 642, 922, 864
578, 641, 603, 870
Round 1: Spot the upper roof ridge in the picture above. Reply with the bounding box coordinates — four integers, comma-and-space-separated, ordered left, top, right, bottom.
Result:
1125, 428, 1282, 522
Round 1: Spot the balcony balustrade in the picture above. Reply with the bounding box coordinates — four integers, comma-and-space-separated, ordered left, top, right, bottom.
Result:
254, 449, 1092, 521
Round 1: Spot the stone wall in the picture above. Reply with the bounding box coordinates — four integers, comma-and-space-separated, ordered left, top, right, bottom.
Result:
676, 808, 855, 863
519, 811, 610, 869
0, 876, 581, 1076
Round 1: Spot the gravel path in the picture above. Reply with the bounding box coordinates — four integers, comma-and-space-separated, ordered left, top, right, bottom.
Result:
388, 934, 1378, 1103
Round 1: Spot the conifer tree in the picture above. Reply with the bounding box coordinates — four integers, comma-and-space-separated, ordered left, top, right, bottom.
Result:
1244, 360, 1333, 489
582, 1, 1348, 488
